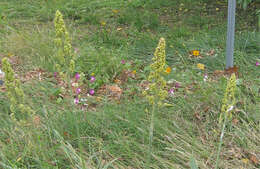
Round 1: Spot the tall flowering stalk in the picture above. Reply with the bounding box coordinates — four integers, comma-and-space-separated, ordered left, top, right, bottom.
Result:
215, 73, 236, 169
54, 10, 75, 81
2, 57, 33, 121
143, 38, 168, 167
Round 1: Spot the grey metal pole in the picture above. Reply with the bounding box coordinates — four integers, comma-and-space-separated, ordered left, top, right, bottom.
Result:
226, 0, 236, 69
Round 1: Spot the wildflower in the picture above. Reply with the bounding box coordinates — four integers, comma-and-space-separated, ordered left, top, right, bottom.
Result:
100, 21, 106, 26
175, 82, 180, 88
91, 72, 95, 76
197, 63, 205, 70
132, 70, 136, 74
76, 88, 81, 94
219, 73, 236, 123
121, 60, 126, 64
203, 73, 208, 82
112, 9, 119, 14
89, 89, 95, 95
256, 61, 260, 66
75, 73, 80, 80
168, 88, 174, 95
144, 37, 168, 105
74, 97, 79, 104
90, 76, 96, 83
74, 48, 79, 53
192, 50, 200, 56
54, 72, 58, 78
165, 67, 171, 74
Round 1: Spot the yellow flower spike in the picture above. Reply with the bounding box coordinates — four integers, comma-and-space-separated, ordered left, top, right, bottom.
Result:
1, 57, 34, 120
219, 73, 237, 123
54, 10, 75, 77
145, 38, 167, 105
192, 50, 200, 56
197, 63, 205, 70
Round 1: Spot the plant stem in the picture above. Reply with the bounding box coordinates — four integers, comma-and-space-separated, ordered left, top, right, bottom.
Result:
147, 100, 157, 168
215, 113, 228, 169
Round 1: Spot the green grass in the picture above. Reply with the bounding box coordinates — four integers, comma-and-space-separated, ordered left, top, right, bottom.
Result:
0, 0, 260, 168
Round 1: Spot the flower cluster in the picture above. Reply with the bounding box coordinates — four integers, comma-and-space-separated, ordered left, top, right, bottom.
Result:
54, 10, 75, 79
143, 38, 168, 105
73, 73, 96, 105
1, 57, 33, 120
219, 73, 236, 123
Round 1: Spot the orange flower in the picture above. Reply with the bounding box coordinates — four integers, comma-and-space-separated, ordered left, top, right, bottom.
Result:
192, 50, 200, 56
165, 67, 171, 74
197, 63, 205, 70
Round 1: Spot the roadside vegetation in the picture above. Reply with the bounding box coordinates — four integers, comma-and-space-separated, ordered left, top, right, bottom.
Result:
0, 0, 259, 168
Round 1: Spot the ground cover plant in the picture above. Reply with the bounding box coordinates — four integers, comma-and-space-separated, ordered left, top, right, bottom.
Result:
0, 0, 259, 168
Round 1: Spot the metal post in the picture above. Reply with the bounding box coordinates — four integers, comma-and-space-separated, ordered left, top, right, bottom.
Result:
226, 0, 236, 69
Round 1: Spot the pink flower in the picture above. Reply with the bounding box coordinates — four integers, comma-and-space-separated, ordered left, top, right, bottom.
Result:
168, 88, 174, 94
54, 72, 58, 78
74, 48, 79, 53
75, 73, 80, 81
76, 88, 81, 94
175, 82, 180, 88
256, 62, 260, 66
74, 97, 79, 104
121, 60, 126, 64
89, 89, 95, 95
90, 76, 96, 83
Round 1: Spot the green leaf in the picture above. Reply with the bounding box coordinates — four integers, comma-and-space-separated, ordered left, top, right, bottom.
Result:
190, 156, 199, 169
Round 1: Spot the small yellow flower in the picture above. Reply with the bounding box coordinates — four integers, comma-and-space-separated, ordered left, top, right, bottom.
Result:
241, 158, 249, 164
192, 50, 200, 56
112, 9, 119, 14
165, 67, 171, 74
197, 63, 205, 70
216, 8, 219, 11
91, 72, 95, 76
132, 70, 136, 74
7, 53, 13, 57
100, 21, 106, 26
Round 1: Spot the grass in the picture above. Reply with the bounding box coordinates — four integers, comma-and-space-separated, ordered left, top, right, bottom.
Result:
0, 0, 260, 168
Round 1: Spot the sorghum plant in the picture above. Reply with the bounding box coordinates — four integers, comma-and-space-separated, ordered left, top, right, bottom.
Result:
2, 57, 33, 121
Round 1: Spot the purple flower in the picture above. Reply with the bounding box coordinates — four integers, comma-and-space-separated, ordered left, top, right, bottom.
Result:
168, 88, 174, 94
75, 73, 80, 81
175, 82, 180, 88
74, 48, 79, 53
256, 61, 260, 66
89, 89, 95, 95
54, 72, 58, 78
74, 97, 79, 104
90, 76, 96, 83
121, 60, 126, 64
76, 88, 81, 94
